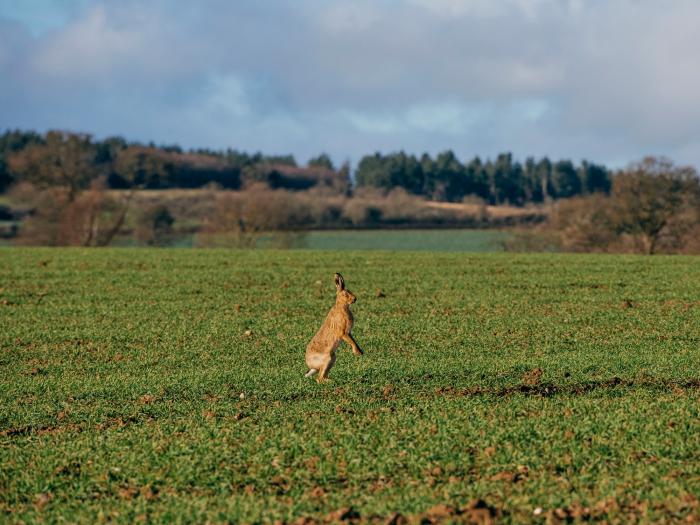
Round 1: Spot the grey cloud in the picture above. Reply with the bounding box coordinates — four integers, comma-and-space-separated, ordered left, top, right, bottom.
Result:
1, 0, 699, 167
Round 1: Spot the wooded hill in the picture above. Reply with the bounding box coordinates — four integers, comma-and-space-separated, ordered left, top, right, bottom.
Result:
0, 129, 610, 205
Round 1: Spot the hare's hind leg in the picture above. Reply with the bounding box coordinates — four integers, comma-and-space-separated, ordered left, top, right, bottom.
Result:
317, 353, 337, 383
317, 364, 330, 383
305, 368, 318, 378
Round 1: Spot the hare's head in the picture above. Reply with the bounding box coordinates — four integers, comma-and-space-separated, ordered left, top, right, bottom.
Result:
334, 273, 356, 305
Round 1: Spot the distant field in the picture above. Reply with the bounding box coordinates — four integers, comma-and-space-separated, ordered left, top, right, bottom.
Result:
133, 229, 511, 251
2, 249, 700, 523
260, 229, 510, 251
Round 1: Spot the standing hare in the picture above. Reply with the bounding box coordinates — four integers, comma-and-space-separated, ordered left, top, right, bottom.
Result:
305, 273, 363, 382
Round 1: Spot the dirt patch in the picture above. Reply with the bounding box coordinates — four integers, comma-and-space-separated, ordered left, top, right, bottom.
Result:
541, 496, 665, 523
490, 465, 529, 483
287, 500, 502, 524
308, 486, 327, 499
285, 496, 698, 524
33, 492, 53, 511
382, 384, 396, 400
138, 394, 156, 404
522, 368, 543, 387
434, 377, 700, 399
1, 413, 147, 439
95, 415, 140, 431
0, 423, 79, 438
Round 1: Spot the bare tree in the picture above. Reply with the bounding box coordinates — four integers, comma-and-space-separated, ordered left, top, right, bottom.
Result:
197, 184, 310, 248
16, 178, 133, 246
7, 131, 99, 199
548, 195, 616, 252
609, 157, 700, 254
541, 157, 700, 254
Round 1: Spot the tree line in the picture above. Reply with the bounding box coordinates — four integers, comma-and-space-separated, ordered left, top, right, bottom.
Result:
355, 151, 610, 204
2, 130, 699, 254
0, 129, 610, 205
0, 130, 350, 194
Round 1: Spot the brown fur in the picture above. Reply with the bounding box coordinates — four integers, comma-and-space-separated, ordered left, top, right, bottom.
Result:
305, 273, 363, 382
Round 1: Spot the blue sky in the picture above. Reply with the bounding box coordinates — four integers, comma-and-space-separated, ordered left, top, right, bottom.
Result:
1, 0, 699, 168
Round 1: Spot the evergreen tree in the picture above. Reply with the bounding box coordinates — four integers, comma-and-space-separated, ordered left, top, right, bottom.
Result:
0, 155, 9, 192
552, 159, 580, 198
433, 150, 466, 201
464, 156, 490, 200
535, 157, 553, 201
308, 153, 335, 171
490, 153, 525, 204
579, 161, 611, 194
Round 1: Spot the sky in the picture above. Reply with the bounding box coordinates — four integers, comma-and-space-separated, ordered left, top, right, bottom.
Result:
1, 0, 699, 168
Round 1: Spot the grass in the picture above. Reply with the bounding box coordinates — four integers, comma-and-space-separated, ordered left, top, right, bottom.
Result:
1, 248, 700, 523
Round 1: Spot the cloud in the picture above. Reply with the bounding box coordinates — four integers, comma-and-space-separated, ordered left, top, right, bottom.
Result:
200, 74, 251, 118
340, 99, 547, 137
406, 0, 549, 19
0, 0, 89, 36
30, 6, 144, 80
1, 0, 700, 167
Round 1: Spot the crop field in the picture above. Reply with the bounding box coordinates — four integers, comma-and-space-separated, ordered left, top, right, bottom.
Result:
140, 229, 510, 251
296, 230, 509, 252
1, 249, 700, 523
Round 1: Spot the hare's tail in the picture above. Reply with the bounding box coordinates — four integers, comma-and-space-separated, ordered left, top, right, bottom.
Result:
305, 368, 319, 378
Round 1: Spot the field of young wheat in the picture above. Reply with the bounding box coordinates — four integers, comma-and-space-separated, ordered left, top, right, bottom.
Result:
1, 249, 700, 523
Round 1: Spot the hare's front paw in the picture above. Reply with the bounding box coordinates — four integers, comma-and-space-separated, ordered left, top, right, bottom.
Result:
353, 347, 364, 356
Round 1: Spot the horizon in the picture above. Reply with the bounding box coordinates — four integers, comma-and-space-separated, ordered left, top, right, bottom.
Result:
0, 127, 630, 172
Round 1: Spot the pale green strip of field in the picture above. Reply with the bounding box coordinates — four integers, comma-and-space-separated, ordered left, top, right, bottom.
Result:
254, 229, 510, 251
110, 228, 511, 250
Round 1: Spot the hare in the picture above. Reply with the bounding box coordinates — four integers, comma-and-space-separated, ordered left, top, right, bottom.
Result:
305, 273, 363, 382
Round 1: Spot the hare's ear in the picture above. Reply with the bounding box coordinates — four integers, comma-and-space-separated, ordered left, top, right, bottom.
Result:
334, 273, 345, 291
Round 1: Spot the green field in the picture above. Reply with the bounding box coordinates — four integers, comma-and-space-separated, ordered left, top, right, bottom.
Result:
296, 230, 508, 252
1, 249, 700, 523
161, 229, 511, 251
